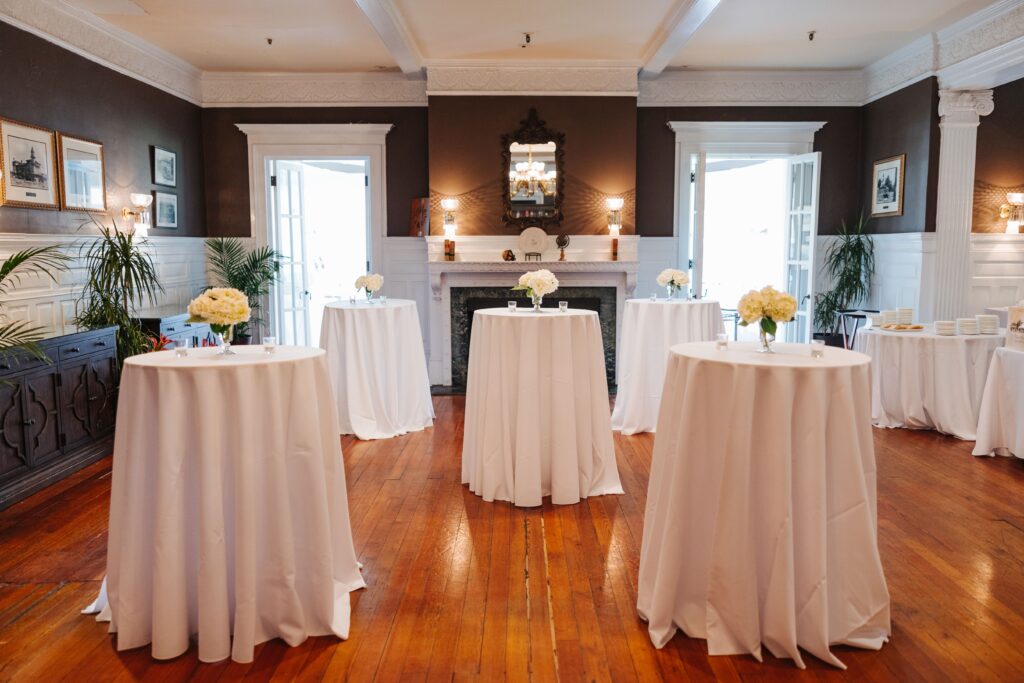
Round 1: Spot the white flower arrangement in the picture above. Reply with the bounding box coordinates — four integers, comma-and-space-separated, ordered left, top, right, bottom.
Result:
656, 268, 690, 289
512, 269, 559, 299
737, 285, 798, 348
187, 287, 251, 333
355, 273, 384, 293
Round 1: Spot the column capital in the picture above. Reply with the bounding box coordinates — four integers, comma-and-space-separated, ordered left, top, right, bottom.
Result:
938, 89, 994, 125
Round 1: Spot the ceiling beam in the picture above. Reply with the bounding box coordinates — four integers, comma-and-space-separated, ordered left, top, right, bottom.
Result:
641, 0, 721, 78
352, 0, 422, 75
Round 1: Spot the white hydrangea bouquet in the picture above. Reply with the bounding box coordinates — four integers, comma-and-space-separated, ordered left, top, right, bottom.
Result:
188, 287, 251, 355
512, 269, 559, 311
657, 268, 690, 299
737, 285, 798, 353
355, 273, 384, 302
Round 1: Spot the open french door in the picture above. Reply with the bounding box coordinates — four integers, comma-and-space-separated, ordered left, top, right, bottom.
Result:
269, 160, 312, 346
783, 152, 820, 343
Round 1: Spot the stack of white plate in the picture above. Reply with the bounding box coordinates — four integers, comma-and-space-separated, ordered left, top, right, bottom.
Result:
976, 314, 1000, 334
934, 321, 956, 336
898, 307, 914, 324
881, 310, 899, 325
957, 318, 979, 335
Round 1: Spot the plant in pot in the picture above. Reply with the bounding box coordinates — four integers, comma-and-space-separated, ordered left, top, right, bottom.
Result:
205, 238, 282, 344
0, 246, 70, 362
813, 213, 875, 347
74, 217, 163, 365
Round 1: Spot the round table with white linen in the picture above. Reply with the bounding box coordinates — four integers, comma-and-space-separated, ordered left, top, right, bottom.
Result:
637, 342, 890, 669
973, 347, 1024, 458
462, 308, 624, 507
84, 346, 364, 663
320, 299, 434, 440
854, 327, 1005, 440
611, 299, 724, 434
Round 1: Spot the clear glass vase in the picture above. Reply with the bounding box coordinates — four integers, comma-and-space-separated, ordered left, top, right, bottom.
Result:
214, 325, 236, 356
666, 284, 678, 299
531, 293, 543, 312
365, 290, 375, 304
758, 326, 775, 353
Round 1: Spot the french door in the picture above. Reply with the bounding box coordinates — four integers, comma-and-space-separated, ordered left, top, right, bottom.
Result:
270, 160, 311, 346
784, 153, 820, 342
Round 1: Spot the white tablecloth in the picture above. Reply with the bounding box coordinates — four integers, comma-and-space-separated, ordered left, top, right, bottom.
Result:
854, 328, 1005, 440
84, 347, 364, 663
974, 347, 1024, 458
320, 299, 434, 440
638, 342, 890, 669
462, 308, 623, 507
612, 299, 724, 435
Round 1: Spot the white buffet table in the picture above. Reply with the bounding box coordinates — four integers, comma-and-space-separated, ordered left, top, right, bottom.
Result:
973, 347, 1024, 458
462, 308, 623, 507
854, 327, 1005, 440
85, 347, 364, 663
638, 342, 890, 669
320, 299, 434, 440
611, 299, 724, 434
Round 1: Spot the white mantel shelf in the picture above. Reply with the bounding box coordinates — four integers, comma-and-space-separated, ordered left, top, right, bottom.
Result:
427, 259, 639, 301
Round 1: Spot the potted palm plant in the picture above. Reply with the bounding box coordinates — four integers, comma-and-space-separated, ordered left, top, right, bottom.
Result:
205, 238, 282, 344
814, 213, 875, 346
0, 246, 70, 361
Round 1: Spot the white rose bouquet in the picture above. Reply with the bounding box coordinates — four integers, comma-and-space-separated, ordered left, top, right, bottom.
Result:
656, 268, 690, 298
188, 287, 252, 353
736, 285, 798, 352
512, 269, 559, 311
355, 273, 384, 301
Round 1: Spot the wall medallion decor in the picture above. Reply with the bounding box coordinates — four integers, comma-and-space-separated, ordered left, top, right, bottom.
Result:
871, 154, 905, 217
57, 133, 106, 212
152, 145, 177, 187
0, 118, 59, 209
154, 191, 178, 228
502, 108, 565, 231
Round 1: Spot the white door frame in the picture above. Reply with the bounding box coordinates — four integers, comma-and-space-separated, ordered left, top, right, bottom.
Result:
668, 121, 827, 296
237, 123, 392, 339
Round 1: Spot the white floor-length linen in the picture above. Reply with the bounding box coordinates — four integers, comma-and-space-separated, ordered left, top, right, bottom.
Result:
462, 308, 623, 507
974, 347, 1024, 457
854, 328, 1005, 440
612, 299, 724, 435
320, 299, 434, 440
85, 347, 365, 663
638, 342, 890, 669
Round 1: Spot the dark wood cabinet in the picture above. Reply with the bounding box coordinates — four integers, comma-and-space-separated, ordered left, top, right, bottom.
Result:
0, 326, 118, 510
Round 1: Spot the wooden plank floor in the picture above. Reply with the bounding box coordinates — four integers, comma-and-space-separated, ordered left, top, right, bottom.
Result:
3, 395, 1024, 681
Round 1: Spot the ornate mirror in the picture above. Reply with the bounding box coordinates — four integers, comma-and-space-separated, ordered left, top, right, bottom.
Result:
501, 108, 565, 230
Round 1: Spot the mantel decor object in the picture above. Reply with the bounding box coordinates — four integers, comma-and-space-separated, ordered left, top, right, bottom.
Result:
502, 108, 565, 231
556, 234, 570, 261
441, 197, 458, 260
519, 227, 547, 262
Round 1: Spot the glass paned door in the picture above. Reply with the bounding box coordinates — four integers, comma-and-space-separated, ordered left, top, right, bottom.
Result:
783, 152, 820, 343
271, 160, 311, 346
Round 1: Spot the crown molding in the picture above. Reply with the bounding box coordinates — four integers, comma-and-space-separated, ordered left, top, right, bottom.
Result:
638, 69, 865, 107
863, 34, 937, 103
426, 64, 639, 96
201, 72, 427, 107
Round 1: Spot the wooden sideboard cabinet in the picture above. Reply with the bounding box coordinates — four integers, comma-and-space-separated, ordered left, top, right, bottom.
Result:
0, 326, 118, 510
135, 307, 216, 349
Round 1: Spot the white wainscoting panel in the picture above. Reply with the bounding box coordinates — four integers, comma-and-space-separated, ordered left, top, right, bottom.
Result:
969, 234, 1024, 311
637, 236, 680, 297
381, 237, 430, 357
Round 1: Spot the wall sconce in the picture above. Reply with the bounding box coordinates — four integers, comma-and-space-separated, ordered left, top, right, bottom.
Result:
1003, 192, 1024, 234
606, 197, 624, 261
441, 197, 458, 260
121, 193, 153, 236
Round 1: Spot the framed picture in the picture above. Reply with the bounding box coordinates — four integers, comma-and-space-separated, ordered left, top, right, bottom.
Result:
152, 146, 176, 187
871, 154, 905, 217
57, 133, 106, 212
0, 118, 59, 209
154, 191, 178, 229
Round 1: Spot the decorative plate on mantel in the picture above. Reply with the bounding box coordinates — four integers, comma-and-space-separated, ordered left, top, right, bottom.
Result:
518, 227, 548, 255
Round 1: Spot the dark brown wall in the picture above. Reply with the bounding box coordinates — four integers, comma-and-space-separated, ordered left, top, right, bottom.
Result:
637, 106, 863, 237
860, 77, 940, 234
428, 96, 637, 235
202, 107, 428, 237
0, 21, 205, 236
973, 76, 1024, 233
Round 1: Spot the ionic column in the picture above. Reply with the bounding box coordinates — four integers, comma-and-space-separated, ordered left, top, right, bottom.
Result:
931, 89, 993, 321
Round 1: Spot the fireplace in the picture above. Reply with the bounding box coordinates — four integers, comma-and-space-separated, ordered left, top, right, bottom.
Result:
449, 286, 617, 389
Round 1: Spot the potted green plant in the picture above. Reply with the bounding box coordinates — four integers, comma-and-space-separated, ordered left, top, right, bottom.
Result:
74, 217, 163, 364
0, 246, 70, 361
814, 213, 875, 346
205, 238, 282, 344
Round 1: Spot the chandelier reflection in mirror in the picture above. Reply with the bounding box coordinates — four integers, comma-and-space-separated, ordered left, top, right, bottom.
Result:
509, 142, 557, 202
502, 108, 564, 230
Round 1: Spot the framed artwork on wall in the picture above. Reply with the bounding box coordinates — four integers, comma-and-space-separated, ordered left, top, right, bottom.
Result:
154, 191, 178, 228
152, 145, 176, 187
0, 118, 59, 210
871, 154, 905, 217
57, 133, 106, 212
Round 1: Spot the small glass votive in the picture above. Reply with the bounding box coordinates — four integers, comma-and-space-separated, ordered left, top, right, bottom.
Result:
811, 340, 825, 358
175, 338, 190, 358
649, 291, 657, 302
715, 333, 728, 350
348, 294, 356, 305
508, 301, 517, 313
380, 295, 388, 304
262, 335, 278, 354
558, 301, 568, 313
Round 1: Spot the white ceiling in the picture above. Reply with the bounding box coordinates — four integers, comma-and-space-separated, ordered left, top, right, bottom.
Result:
83, 0, 998, 72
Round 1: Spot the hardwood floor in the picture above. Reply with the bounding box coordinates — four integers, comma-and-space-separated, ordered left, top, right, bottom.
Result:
2, 396, 1024, 681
